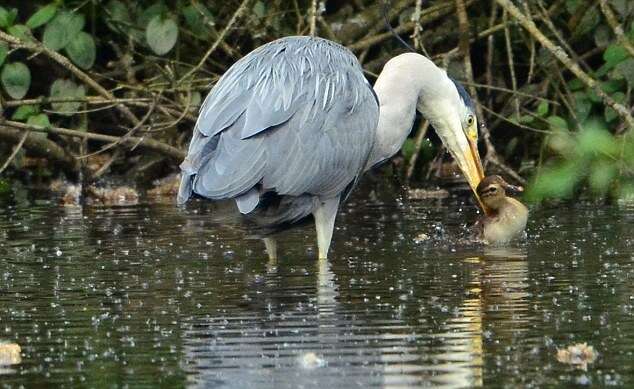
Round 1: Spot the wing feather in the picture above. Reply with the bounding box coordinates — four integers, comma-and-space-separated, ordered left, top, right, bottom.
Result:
178, 36, 379, 209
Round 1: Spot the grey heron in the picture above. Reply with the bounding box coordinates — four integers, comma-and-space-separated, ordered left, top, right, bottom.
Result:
178, 36, 485, 259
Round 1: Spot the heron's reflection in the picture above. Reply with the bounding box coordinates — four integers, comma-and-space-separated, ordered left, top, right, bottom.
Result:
422, 246, 529, 387
316, 257, 337, 309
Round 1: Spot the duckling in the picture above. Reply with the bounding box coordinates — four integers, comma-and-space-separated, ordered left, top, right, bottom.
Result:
475, 175, 528, 244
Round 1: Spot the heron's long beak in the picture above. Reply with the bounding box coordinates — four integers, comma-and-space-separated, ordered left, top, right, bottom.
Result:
432, 116, 489, 215
465, 137, 489, 215
447, 126, 488, 215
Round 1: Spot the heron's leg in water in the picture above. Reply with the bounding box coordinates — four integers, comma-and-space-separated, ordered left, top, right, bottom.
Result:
313, 197, 341, 259
263, 237, 277, 260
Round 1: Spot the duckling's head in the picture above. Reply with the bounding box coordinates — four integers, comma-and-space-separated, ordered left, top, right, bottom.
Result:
476, 175, 523, 211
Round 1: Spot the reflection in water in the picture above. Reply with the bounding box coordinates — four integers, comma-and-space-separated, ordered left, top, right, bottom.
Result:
0, 200, 633, 387
432, 247, 529, 387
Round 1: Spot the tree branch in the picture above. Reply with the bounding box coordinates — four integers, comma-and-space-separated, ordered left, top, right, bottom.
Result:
599, 0, 634, 58
2, 121, 185, 160
495, 0, 634, 130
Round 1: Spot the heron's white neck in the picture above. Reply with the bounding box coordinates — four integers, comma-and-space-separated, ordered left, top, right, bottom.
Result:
366, 53, 458, 170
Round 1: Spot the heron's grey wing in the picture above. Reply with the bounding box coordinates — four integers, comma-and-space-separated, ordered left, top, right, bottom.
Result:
178, 36, 379, 211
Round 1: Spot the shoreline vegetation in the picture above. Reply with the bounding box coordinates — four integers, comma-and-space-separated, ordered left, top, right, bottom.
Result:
0, 1, 632, 204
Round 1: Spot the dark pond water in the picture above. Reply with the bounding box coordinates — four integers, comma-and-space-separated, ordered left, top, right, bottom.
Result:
0, 192, 633, 388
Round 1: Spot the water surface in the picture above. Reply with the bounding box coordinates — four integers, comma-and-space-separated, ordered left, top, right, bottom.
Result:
1, 194, 633, 387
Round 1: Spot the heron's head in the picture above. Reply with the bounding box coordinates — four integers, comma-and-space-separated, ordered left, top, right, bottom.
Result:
414, 67, 486, 213
372, 53, 487, 212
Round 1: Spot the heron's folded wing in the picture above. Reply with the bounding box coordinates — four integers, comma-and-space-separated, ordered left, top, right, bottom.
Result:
178, 37, 379, 207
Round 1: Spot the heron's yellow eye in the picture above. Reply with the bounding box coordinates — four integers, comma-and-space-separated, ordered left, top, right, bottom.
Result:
466, 114, 477, 140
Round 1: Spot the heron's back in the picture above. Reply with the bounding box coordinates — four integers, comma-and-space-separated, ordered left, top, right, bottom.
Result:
178, 36, 379, 231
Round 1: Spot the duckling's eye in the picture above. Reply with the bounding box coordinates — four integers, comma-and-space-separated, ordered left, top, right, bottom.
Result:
485, 186, 497, 194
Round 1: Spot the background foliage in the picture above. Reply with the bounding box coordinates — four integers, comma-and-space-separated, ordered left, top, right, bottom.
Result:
0, 0, 632, 203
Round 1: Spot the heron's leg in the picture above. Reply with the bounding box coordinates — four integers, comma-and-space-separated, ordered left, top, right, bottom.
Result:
263, 237, 277, 260
313, 197, 340, 259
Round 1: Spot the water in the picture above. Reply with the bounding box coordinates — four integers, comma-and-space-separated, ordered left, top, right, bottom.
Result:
0, 193, 633, 388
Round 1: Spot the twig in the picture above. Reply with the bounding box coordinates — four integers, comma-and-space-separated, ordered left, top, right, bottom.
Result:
599, 0, 634, 58
535, 0, 592, 73
2, 121, 185, 160
4, 96, 153, 107
461, 80, 559, 104
179, 0, 251, 83
0, 130, 29, 174
405, 120, 429, 182
485, 0, 498, 106
495, 0, 634, 130
309, 0, 318, 37
480, 104, 552, 134
456, 0, 525, 185
190, 2, 241, 59
348, 2, 458, 52
0, 127, 78, 171
503, 10, 520, 118
410, 0, 430, 56
91, 148, 121, 180
434, 23, 505, 60
317, 16, 337, 41
292, 0, 304, 34
523, 1, 536, 83
78, 98, 158, 159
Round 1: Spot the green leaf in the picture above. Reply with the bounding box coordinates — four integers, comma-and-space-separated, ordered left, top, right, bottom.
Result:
49, 79, 85, 115
594, 25, 611, 47
526, 162, 582, 202
603, 44, 628, 68
615, 58, 634, 86
0, 42, 7, 67
573, 93, 592, 123
547, 115, 568, 131
1, 62, 31, 99
589, 161, 616, 194
573, 6, 599, 37
138, 3, 169, 28
604, 92, 625, 123
596, 62, 612, 78
0, 7, 18, 29
565, 0, 581, 14
253, 1, 266, 18
11, 104, 39, 120
536, 101, 549, 116
519, 114, 534, 124
26, 113, 51, 128
104, 0, 131, 32
547, 131, 575, 155
0, 179, 10, 195
27, 113, 50, 140
146, 15, 178, 55
26, 4, 58, 29
401, 138, 416, 160
7, 24, 32, 41
43, 11, 86, 51
604, 106, 617, 122
601, 80, 622, 94
182, 4, 213, 36
65, 31, 96, 69
577, 123, 618, 157
567, 78, 584, 91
